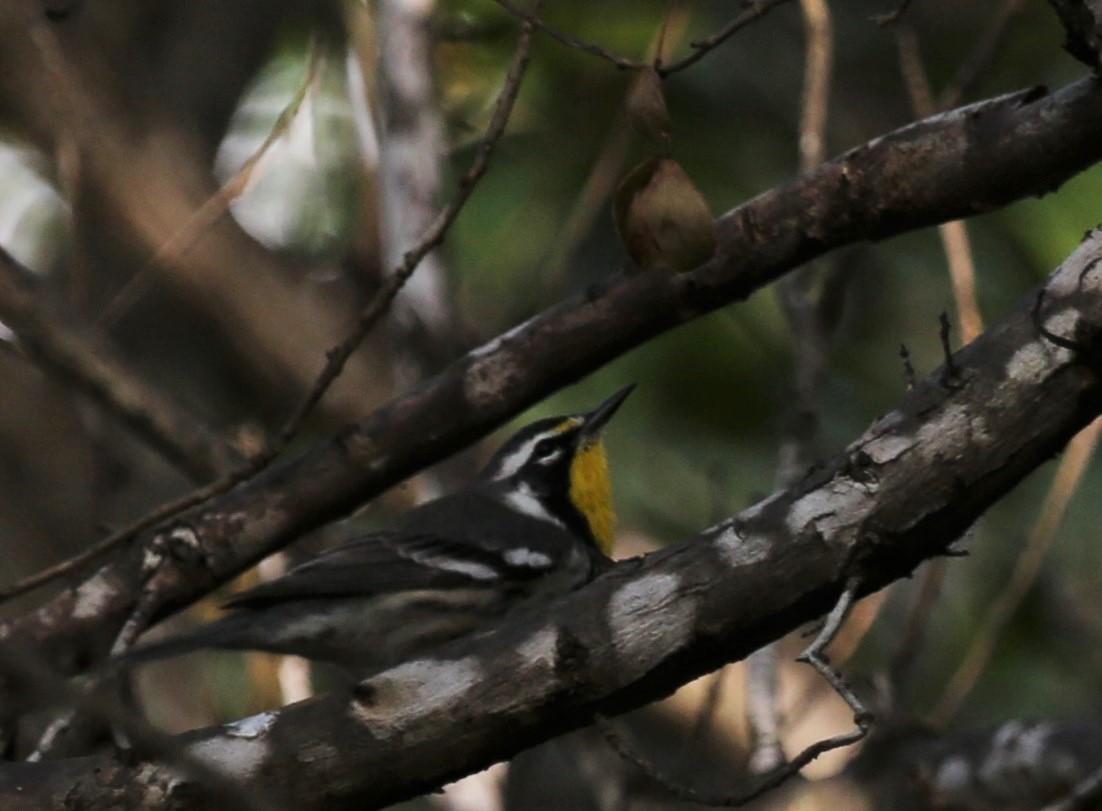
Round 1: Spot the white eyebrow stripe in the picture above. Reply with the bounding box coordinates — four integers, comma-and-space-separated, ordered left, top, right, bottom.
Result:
492, 429, 556, 480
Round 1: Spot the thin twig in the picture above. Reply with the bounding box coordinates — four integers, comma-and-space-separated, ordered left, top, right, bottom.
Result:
97, 39, 324, 329
932, 417, 1102, 725
778, 591, 886, 734
598, 580, 871, 807
897, 26, 984, 342
662, 0, 797, 75
491, 0, 643, 70
792, 576, 874, 735
25, 712, 75, 762
0, 0, 543, 607
0, 476, 236, 603
491, 0, 795, 76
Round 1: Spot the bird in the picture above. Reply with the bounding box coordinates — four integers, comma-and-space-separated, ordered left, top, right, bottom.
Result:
117, 385, 634, 676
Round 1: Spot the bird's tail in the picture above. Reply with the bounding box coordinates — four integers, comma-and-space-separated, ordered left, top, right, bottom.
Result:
103, 613, 256, 674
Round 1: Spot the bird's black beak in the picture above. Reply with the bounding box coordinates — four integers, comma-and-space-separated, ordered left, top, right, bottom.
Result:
580, 384, 635, 440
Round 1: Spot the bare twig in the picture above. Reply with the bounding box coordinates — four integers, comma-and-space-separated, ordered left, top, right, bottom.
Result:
0, 477, 237, 603
491, 0, 796, 76
932, 417, 1102, 725
25, 712, 75, 762
0, 0, 543, 607
793, 577, 873, 734
597, 581, 870, 807
98, 39, 324, 329
491, 0, 643, 70
662, 0, 797, 75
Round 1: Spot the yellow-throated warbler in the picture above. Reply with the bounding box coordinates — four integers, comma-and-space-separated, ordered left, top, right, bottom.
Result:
122, 386, 633, 675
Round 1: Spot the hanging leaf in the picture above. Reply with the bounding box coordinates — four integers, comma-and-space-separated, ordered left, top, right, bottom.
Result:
613, 156, 716, 274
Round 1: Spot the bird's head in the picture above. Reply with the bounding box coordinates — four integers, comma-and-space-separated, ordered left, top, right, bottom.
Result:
479, 385, 634, 556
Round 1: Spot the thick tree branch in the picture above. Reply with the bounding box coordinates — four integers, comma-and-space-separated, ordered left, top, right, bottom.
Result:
2, 75, 1102, 679
4, 226, 1102, 810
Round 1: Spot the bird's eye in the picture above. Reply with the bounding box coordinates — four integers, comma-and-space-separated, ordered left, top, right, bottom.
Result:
533, 438, 559, 461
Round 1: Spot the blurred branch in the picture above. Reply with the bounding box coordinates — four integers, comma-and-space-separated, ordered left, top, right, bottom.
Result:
25, 13, 384, 423
3, 74, 1102, 682
775, 0, 835, 484
886, 25, 986, 707
851, 719, 1102, 809
931, 416, 1102, 726
10, 226, 1102, 805
269, 0, 541, 457
897, 25, 983, 342
97, 39, 324, 330
752, 0, 834, 777
0, 2, 541, 607
0, 248, 238, 482
939, 0, 1026, 110
374, 0, 456, 388
491, 0, 643, 69
0, 641, 277, 811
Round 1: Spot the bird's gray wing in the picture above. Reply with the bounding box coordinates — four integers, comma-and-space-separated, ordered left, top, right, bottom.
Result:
223, 530, 556, 610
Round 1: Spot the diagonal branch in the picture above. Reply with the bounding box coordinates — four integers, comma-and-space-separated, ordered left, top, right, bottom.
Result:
2, 75, 1102, 681
5, 223, 1102, 811
0, 249, 238, 482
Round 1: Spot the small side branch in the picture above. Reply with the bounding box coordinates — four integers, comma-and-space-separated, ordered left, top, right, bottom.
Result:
598, 579, 871, 807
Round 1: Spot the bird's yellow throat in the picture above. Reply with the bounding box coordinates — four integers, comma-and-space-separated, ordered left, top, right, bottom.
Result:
569, 439, 615, 555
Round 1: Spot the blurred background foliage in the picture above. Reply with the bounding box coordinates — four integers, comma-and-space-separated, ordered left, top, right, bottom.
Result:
1, 0, 1101, 801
